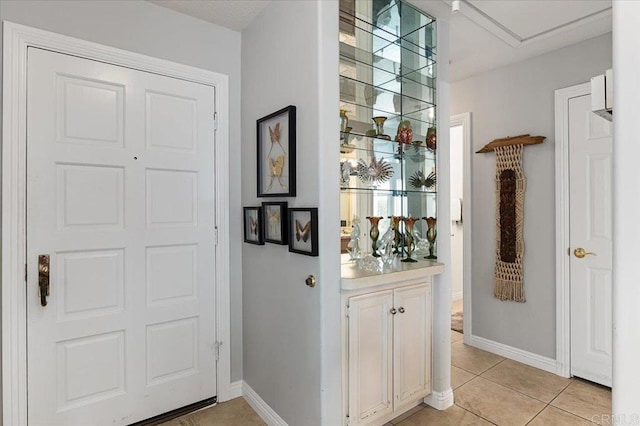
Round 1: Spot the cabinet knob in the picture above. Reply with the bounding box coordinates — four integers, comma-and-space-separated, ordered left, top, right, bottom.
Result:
390, 308, 397, 315
398, 307, 405, 314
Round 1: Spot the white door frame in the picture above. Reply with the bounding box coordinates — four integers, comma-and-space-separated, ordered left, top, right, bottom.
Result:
2, 22, 232, 425
449, 112, 472, 343
554, 82, 590, 378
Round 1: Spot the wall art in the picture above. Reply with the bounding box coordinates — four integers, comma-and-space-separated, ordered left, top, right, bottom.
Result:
288, 208, 318, 256
257, 106, 296, 197
262, 201, 288, 245
243, 207, 264, 245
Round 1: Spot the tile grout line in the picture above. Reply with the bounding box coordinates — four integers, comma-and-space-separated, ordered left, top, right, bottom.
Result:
456, 403, 498, 425
456, 376, 552, 417
547, 377, 576, 407
547, 403, 603, 424
477, 373, 571, 406
524, 401, 549, 426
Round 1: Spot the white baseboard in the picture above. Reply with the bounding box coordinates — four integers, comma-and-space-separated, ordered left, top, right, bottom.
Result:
242, 381, 288, 426
424, 389, 454, 410
468, 334, 557, 374
228, 380, 243, 399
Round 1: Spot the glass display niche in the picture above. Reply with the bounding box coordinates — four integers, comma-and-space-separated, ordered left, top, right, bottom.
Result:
339, 0, 437, 258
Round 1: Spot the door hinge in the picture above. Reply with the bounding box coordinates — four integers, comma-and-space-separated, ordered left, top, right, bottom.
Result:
214, 341, 222, 361
25, 263, 28, 282
214, 112, 218, 131
346, 306, 350, 318
214, 227, 219, 245
345, 415, 350, 426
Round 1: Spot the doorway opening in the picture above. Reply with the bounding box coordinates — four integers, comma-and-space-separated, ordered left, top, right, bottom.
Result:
450, 113, 471, 342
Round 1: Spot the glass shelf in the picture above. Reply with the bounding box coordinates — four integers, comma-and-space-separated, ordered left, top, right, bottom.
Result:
340, 28, 436, 87
339, 6, 436, 59
339, 186, 437, 195
340, 132, 436, 158
340, 75, 435, 112
339, 0, 437, 253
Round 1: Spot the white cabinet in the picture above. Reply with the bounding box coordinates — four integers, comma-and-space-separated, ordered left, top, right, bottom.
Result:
346, 283, 432, 425
394, 285, 432, 408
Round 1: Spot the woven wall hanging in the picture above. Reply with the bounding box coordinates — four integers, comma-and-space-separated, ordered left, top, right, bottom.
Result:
477, 134, 545, 302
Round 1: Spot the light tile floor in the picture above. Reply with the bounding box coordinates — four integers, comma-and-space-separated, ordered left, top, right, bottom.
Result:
162, 308, 611, 426
388, 331, 612, 425
161, 397, 265, 426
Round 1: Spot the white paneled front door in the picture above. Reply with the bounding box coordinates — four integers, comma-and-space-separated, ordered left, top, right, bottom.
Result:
568, 94, 613, 387
27, 47, 217, 425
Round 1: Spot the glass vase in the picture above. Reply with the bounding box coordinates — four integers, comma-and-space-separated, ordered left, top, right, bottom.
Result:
372, 116, 391, 140
402, 217, 419, 263
424, 216, 437, 259
366, 216, 383, 257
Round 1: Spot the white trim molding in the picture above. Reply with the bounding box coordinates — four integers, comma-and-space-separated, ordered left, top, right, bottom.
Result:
440, 0, 612, 48
243, 381, 288, 426
1, 21, 232, 423
469, 334, 557, 374
450, 112, 472, 345
424, 389, 454, 410
554, 82, 591, 379
229, 380, 243, 400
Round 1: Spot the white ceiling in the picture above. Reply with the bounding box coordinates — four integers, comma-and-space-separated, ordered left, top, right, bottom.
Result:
148, 0, 612, 82
147, 0, 271, 32
410, 0, 612, 81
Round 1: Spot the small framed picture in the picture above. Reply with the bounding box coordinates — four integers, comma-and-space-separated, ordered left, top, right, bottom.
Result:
262, 202, 288, 245
288, 208, 318, 256
257, 105, 296, 197
243, 207, 264, 245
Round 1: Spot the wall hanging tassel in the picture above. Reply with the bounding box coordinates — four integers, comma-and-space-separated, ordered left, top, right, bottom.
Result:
477, 134, 545, 302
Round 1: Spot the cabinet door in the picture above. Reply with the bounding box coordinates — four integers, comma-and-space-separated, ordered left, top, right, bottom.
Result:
348, 290, 394, 424
393, 284, 432, 408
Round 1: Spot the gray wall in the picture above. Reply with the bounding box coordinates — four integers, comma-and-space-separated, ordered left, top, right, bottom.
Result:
241, 1, 325, 424
0, 0, 244, 383
451, 33, 612, 359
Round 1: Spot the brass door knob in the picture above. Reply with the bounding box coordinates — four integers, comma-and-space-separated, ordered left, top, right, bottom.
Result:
305, 275, 316, 288
574, 248, 596, 259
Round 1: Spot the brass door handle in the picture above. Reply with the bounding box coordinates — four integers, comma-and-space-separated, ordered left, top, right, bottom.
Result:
38, 255, 50, 306
574, 248, 596, 259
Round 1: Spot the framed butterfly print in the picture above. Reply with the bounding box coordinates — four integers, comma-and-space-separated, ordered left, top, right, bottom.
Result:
257, 105, 296, 197
288, 208, 318, 256
262, 202, 288, 245
243, 207, 264, 245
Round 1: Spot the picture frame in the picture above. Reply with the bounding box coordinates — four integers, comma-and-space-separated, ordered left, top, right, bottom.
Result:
262, 202, 288, 245
257, 105, 296, 197
288, 208, 319, 256
243, 207, 264, 245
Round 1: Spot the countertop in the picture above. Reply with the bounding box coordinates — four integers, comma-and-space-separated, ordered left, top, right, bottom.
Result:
341, 254, 444, 291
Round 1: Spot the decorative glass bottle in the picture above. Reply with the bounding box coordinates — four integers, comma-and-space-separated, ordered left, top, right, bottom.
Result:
366, 216, 383, 257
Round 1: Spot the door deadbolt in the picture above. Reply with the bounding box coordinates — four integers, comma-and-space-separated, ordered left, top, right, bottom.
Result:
38, 255, 50, 307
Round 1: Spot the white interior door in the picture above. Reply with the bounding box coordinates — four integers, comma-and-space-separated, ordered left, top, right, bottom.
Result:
568, 94, 613, 387
27, 47, 217, 425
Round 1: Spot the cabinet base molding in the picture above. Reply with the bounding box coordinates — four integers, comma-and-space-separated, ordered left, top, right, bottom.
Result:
423, 389, 454, 410
243, 381, 288, 426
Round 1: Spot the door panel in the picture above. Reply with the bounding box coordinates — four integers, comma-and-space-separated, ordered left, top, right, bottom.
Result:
348, 291, 394, 424
393, 284, 431, 408
27, 47, 217, 425
568, 94, 613, 386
